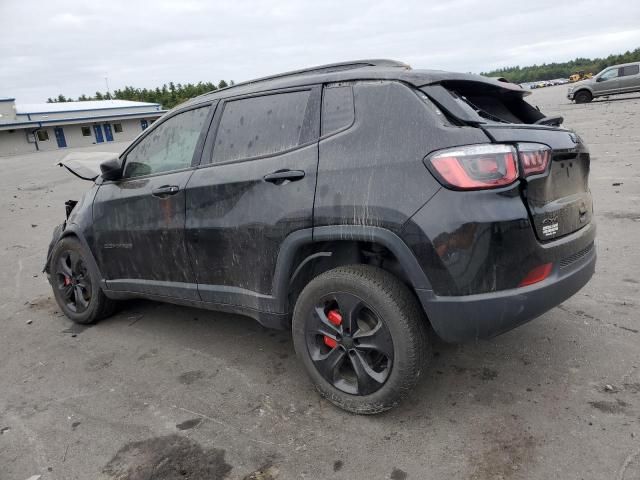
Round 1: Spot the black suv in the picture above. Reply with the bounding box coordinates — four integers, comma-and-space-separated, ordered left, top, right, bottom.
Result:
46, 60, 596, 414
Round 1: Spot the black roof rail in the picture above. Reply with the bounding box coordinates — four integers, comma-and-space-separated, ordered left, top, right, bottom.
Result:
196, 59, 410, 99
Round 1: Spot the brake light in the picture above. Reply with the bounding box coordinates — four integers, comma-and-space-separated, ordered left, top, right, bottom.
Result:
426, 144, 518, 190
519, 263, 553, 287
518, 143, 551, 177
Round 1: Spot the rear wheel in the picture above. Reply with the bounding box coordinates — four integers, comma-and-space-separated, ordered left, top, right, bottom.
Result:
49, 237, 116, 324
574, 90, 593, 104
292, 265, 430, 414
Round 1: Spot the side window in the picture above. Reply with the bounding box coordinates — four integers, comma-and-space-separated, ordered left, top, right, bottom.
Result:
322, 85, 355, 136
212, 91, 312, 164
621, 65, 640, 77
600, 68, 619, 81
123, 106, 210, 178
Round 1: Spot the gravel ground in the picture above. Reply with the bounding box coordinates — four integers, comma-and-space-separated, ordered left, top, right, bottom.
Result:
1, 85, 639, 480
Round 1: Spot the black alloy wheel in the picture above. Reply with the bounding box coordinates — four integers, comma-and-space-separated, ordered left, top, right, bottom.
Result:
305, 292, 394, 396
55, 250, 92, 313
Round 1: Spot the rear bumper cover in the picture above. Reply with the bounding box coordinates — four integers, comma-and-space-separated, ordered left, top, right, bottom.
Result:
416, 243, 596, 343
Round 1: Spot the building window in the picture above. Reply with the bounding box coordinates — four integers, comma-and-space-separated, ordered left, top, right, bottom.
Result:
81, 126, 91, 136
37, 130, 49, 141
113, 123, 123, 133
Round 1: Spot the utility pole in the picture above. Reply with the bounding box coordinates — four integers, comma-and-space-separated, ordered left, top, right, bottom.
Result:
104, 75, 111, 99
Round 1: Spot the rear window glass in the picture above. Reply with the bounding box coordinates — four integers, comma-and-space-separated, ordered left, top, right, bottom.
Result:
212, 91, 311, 163
434, 82, 546, 125
322, 85, 354, 135
622, 65, 639, 76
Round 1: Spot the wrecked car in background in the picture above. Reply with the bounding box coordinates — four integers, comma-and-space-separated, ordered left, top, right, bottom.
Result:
46, 59, 596, 414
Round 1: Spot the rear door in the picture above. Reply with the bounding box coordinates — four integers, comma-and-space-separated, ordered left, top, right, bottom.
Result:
185, 87, 320, 310
618, 64, 640, 93
93, 104, 213, 299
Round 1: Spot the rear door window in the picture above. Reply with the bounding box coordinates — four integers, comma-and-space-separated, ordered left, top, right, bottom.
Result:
621, 65, 640, 76
212, 90, 314, 163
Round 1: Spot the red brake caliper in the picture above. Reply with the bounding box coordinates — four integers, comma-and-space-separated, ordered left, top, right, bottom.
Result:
323, 310, 342, 348
63, 276, 72, 286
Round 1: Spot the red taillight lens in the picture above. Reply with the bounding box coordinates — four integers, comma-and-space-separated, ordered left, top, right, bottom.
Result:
519, 263, 553, 287
426, 144, 518, 190
518, 143, 551, 177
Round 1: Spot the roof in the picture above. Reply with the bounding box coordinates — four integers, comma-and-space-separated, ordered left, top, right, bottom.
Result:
16, 100, 161, 114
182, 58, 525, 109
0, 97, 15, 102
0, 109, 166, 131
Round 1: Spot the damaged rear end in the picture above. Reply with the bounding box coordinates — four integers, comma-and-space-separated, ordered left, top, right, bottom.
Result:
410, 76, 596, 341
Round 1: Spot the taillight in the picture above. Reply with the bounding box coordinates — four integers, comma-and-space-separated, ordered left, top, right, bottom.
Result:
425, 144, 518, 190
518, 143, 551, 177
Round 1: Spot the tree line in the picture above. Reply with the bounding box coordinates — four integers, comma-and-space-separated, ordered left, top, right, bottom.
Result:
47, 80, 234, 109
481, 48, 640, 83
45, 47, 640, 105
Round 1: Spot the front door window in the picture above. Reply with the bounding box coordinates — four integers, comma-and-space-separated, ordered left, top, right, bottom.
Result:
124, 107, 211, 178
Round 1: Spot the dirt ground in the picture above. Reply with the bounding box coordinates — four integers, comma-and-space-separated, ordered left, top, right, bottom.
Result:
1, 85, 639, 480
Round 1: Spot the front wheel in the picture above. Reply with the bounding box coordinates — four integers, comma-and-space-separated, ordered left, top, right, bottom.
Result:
49, 237, 117, 324
292, 265, 430, 414
574, 90, 593, 104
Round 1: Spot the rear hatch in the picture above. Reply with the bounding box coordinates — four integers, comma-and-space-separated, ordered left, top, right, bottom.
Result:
483, 125, 592, 241
420, 79, 592, 241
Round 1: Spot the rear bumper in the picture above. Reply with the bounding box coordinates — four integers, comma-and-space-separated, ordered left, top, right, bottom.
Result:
416, 242, 596, 343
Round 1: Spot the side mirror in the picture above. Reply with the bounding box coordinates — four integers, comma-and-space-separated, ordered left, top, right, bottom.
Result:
100, 157, 124, 181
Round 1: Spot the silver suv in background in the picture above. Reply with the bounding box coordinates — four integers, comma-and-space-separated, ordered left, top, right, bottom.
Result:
568, 62, 640, 103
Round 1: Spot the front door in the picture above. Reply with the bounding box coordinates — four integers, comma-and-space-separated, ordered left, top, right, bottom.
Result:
92, 105, 213, 299
93, 125, 104, 143
103, 123, 114, 142
185, 87, 320, 310
54, 127, 67, 148
593, 67, 621, 95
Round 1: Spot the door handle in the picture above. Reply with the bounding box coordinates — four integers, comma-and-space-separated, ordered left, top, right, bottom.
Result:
263, 169, 305, 184
152, 185, 180, 198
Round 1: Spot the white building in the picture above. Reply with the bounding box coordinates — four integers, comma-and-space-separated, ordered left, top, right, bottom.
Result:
0, 97, 166, 156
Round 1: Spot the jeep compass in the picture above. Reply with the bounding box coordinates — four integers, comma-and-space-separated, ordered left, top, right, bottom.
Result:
46, 60, 596, 414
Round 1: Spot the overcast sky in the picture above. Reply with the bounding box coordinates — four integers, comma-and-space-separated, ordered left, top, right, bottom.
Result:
2, 0, 639, 103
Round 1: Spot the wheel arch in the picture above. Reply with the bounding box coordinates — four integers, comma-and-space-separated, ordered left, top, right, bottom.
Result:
46, 223, 106, 291
272, 226, 433, 313
574, 88, 594, 100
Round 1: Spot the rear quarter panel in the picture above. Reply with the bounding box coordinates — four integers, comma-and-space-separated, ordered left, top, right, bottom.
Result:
314, 81, 489, 233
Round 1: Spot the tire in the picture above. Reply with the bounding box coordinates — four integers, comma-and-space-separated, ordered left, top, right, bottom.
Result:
49, 236, 117, 324
574, 90, 593, 104
292, 265, 430, 414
